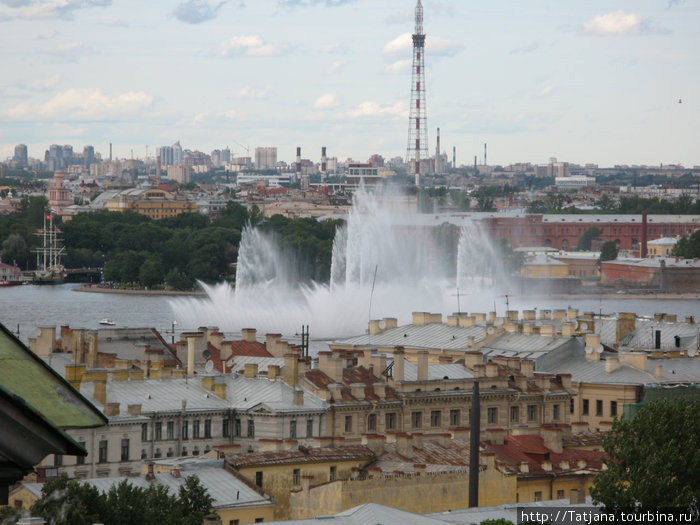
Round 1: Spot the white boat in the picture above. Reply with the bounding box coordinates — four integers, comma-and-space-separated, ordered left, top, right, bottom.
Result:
99, 318, 116, 326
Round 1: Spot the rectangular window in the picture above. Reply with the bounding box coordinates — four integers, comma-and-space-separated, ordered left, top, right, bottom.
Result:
570, 398, 574, 414
293, 468, 300, 486
527, 405, 537, 422
54, 454, 62, 467
411, 411, 422, 429
553, 404, 560, 421
429, 410, 440, 428
193, 420, 200, 439
247, 419, 255, 438
141, 423, 148, 442
367, 413, 377, 431
290, 419, 297, 439
596, 400, 603, 416
121, 439, 130, 461
610, 401, 617, 417
167, 421, 174, 440
386, 412, 396, 430
583, 399, 589, 415
330, 466, 337, 481
182, 421, 189, 440
223, 419, 230, 438
487, 407, 498, 424
204, 419, 211, 438
234, 419, 241, 437
344, 415, 352, 433
306, 419, 314, 438
557, 489, 565, 499
255, 471, 263, 487
77, 442, 86, 465
155, 422, 162, 441
510, 406, 519, 422
230, 520, 240, 525
255, 519, 264, 523
450, 409, 460, 426
99, 440, 108, 463
534, 491, 542, 502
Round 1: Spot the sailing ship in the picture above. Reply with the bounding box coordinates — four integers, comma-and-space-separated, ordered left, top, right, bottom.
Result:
33, 212, 67, 285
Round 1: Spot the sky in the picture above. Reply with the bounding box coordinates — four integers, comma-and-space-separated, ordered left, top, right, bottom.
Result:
0, 0, 699, 168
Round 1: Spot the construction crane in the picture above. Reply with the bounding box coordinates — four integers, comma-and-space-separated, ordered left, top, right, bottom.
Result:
231, 139, 250, 157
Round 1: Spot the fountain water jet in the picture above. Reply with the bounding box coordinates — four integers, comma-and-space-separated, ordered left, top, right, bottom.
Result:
171, 188, 514, 338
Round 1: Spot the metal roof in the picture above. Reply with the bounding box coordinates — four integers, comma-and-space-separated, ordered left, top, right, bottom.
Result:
0, 323, 106, 429
334, 323, 485, 351
401, 360, 473, 381
22, 458, 272, 510
480, 332, 575, 361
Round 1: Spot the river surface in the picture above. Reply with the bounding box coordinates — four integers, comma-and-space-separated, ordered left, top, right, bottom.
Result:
1, 284, 699, 344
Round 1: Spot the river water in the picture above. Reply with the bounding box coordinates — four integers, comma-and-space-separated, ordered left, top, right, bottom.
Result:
1, 284, 698, 344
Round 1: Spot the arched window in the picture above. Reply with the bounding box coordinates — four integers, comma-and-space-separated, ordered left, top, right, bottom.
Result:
562, 239, 569, 250
545, 239, 551, 248
615, 239, 620, 250
631, 238, 638, 250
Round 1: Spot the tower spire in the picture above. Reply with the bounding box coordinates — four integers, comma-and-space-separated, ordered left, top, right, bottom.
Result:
406, 0, 428, 186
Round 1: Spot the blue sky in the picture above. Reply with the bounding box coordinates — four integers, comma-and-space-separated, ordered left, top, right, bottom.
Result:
1, 0, 698, 168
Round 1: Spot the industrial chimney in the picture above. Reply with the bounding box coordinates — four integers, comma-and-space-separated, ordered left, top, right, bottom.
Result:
321, 147, 327, 180
296, 147, 301, 183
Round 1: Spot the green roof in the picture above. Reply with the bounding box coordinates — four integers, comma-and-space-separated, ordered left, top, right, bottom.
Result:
0, 322, 107, 429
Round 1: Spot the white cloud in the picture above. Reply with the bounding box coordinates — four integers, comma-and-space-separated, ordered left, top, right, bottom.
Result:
343, 100, 406, 119
382, 32, 462, 57
30, 74, 61, 90
536, 85, 553, 98
1, 0, 111, 20
382, 33, 412, 56
216, 35, 286, 57
384, 10, 412, 25
385, 59, 411, 75
6, 88, 153, 121
325, 60, 347, 75
35, 29, 58, 39
231, 85, 272, 99
314, 93, 340, 109
38, 40, 85, 59
579, 10, 648, 36
173, 0, 226, 24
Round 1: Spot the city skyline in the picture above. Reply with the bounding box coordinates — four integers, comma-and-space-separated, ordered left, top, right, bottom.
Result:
1, 0, 699, 168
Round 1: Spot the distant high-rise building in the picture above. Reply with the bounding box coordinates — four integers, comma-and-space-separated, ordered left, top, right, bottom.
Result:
255, 147, 277, 170
158, 141, 184, 166
83, 145, 95, 169
12, 144, 28, 168
221, 147, 231, 164
211, 149, 222, 167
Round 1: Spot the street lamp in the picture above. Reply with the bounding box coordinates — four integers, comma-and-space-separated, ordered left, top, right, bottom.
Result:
171, 320, 178, 344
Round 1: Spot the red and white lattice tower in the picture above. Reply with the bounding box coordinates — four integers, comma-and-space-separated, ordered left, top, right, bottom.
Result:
406, 0, 428, 186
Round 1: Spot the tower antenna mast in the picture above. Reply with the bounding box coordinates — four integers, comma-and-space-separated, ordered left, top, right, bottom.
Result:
406, 0, 428, 187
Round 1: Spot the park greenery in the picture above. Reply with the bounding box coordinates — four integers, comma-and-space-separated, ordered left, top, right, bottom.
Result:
0, 473, 213, 525
590, 399, 700, 514
527, 192, 700, 215
0, 196, 343, 290
672, 229, 700, 259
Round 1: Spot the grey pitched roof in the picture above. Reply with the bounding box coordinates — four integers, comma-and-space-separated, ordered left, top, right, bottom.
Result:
21, 458, 271, 510
402, 360, 473, 381
334, 323, 485, 351
481, 332, 577, 361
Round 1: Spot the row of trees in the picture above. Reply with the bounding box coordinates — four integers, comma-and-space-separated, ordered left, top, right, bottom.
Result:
0, 474, 213, 525
0, 196, 344, 290
528, 193, 700, 215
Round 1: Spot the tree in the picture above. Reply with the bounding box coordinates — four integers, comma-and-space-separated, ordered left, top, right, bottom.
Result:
1, 232, 28, 268
590, 399, 700, 513
599, 240, 618, 262
576, 226, 601, 251
672, 229, 700, 259
30, 473, 106, 525
177, 475, 214, 525
595, 193, 617, 212
248, 203, 263, 226
139, 255, 165, 288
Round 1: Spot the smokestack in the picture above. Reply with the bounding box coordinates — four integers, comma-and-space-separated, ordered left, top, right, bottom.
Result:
435, 128, 441, 174
321, 147, 327, 178
453, 146, 456, 169
109, 143, 113, 162
484, 142, 487, 166
474, 155, 477, 173
296, 147, 301, 181
641, 211, 648, 258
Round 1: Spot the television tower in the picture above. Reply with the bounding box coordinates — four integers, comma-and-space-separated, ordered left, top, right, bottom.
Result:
406, 0, 428, 186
